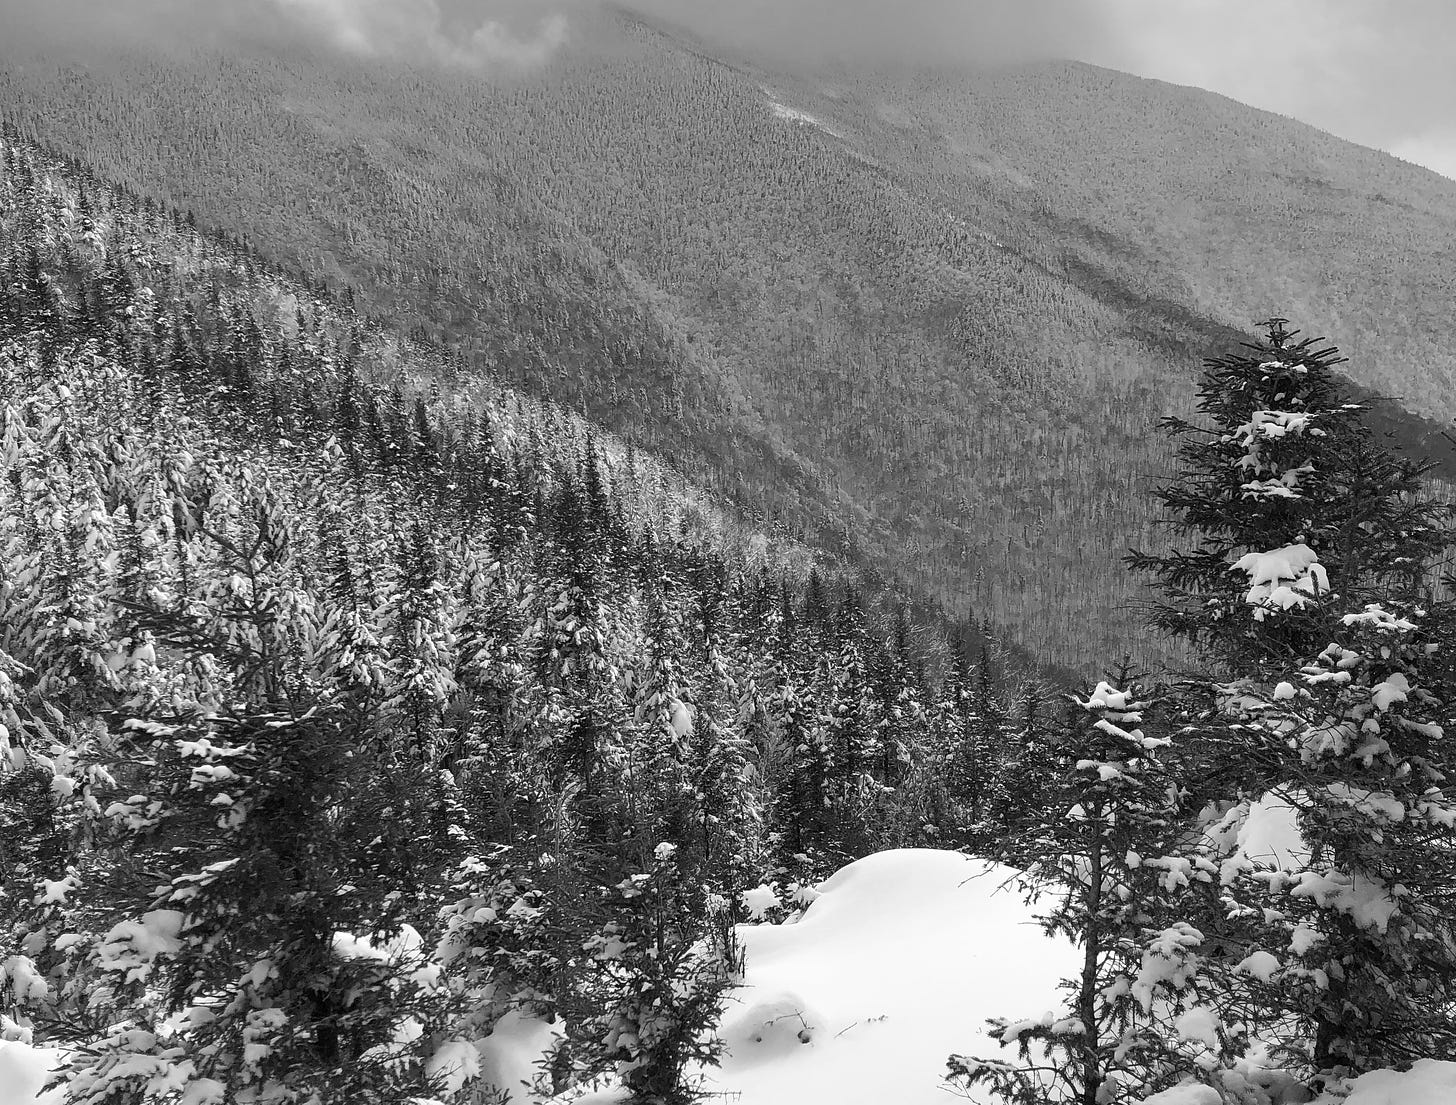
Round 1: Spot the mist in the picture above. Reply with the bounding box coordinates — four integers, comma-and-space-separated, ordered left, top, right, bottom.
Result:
0, 0, 1452, 179
624, 0, 1114, 69
271, 0, 569, 66
0, 0, 1116, 70
0, 0, 577, 68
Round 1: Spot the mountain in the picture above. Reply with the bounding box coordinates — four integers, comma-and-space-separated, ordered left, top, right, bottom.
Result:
3, 5, 1453, 671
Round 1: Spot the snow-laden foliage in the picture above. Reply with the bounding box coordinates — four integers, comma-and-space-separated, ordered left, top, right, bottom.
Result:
1122, 320, 1456, 1090
950, 677, 1207, 1105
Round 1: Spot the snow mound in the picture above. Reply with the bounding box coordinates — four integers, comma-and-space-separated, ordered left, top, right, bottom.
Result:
1232, 543, 1327, 620
1233, 791, 1309, 873
718, 993, 826, 1065
701, 848, 1077, 1105
0, 1041, 64, 1105
1321, 1059, 1456, 1105
478, 1010, 560, 1103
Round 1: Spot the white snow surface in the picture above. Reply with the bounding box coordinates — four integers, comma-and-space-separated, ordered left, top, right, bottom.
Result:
700, 848, 1075, 1105
1236, 791, 1309, 871
767, 100, 822, 127
764, 95, 842, 138
1313, 1060, 1456, 1105
0, 1041, 64, 1105
478, 1011, 560, 1103
1138, 1085, 1222, 1105
1216, 790, 1309, 878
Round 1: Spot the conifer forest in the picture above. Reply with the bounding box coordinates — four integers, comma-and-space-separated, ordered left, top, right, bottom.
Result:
3, 5, 1456, 1105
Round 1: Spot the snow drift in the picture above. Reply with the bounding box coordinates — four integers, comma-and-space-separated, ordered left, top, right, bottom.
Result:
702, 848, 1077, 1105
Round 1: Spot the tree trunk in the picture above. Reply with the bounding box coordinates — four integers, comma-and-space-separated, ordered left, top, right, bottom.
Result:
1079, 816, 1104, 1105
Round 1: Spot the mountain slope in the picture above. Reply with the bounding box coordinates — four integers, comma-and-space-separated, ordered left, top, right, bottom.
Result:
826, 59, 1456, 410
3, 8, 1453, 670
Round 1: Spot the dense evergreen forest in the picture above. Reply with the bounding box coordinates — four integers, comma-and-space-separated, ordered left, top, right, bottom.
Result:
2, 9, 1449, 671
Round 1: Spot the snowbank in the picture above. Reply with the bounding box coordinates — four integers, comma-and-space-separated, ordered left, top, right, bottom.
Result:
1326, 1059, 1456, 1104
701, 848, 1077, 1105
536, 849, 1073, 1105
1233, 791, 1309, 872
0, 1041, 63, 1105
1142, 1059, 1456, 1105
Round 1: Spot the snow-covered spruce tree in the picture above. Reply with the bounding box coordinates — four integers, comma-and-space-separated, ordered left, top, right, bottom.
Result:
1191, 605, 1456, 1075
921, 635, 999, 848
681, 545, 761, 895
949, 677, 1199, 1105
987, 681, 1058, 835
621, 529, 698, 857
1126, 320, 1456, 1078
382, 517, 459, 762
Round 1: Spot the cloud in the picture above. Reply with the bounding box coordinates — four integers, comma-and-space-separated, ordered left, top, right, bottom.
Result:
623, 0, 1114, 67
0, 0, 574, 69
621, 0, 1456, 179
269, 0, 571, 66
1085, 0, 1456, 168
1, 0, 1451, 174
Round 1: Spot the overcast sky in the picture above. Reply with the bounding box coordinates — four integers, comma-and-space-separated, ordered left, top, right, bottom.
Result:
1082, 0, 1456, 181
1, 0, 1452, 180
624, 0, 1456, 181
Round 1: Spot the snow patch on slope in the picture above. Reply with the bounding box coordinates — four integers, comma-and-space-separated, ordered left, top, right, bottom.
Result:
764, 93, 842, 138
1314, 1060, 1456, 1105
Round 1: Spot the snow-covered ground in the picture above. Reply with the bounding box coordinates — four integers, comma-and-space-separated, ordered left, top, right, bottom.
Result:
0, 1041, 63, 1105
702, 849, 1073, 1105
6, 847, 1455, 1105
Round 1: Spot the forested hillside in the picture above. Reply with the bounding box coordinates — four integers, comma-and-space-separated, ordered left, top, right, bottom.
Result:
5, 7, 1452, 669
7, 25, 1456, 1097
2, 6, 1456, 666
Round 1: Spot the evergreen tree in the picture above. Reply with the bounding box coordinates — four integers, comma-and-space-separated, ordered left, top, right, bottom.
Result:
1127, 320, 1456, 1081
951, 677, 1192, 1105
566, 842, 739, 1105
10, 480, 453, 1104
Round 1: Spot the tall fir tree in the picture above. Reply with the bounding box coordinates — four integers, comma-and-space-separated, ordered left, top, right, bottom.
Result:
1127, 320, 1456, 1081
